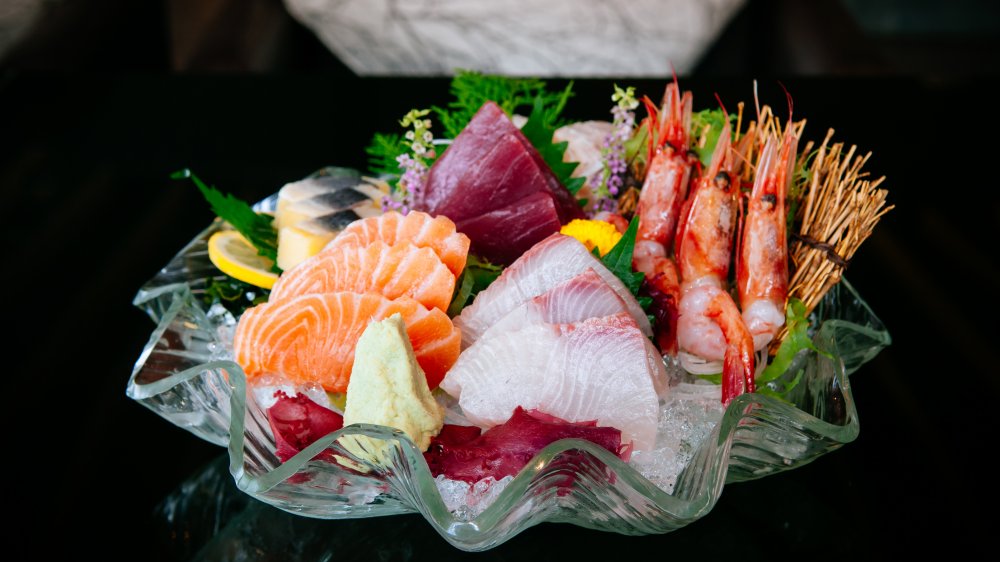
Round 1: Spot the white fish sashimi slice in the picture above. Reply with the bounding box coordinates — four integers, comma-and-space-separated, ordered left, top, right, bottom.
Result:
440, 313, 663, 451
470, 268, 629, 349
455, 234, 652, 346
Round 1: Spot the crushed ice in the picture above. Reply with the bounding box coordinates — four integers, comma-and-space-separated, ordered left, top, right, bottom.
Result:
434, 475, 515, 521
630, 381, 724, 494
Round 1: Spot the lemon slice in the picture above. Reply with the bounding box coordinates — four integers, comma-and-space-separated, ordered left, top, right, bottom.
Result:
207, 230, 279, 289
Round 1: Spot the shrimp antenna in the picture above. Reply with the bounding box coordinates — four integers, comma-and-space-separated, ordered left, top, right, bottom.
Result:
752, 80, 761, 123
777, 80, 794, 120
714, 92, 730, 122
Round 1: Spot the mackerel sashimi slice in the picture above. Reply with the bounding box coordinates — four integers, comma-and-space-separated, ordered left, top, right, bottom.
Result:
324, 211, 470, 277
439, 313, 663, 452
455, 233, 652, 347
234, 292, 460, 393
473, 268, 631, 348
270, 240, 455, 312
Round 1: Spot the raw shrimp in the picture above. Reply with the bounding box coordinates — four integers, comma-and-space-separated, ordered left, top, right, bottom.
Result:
675, 122, 755, 404
635, 82, 694, 249
633, 240, 681, 356
737, 122, 798, 350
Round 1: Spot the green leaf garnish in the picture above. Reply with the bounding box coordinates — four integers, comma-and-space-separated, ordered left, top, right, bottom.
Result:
696, 373, 723, 385
756, 297, 834, 401
364, 132, 406, 179
690, 109, 736, 168
203, 277, 270, 316
172, 169, 280, 268
624, 125, 649, 171
433, 70, 569, 139
520, 89, 586, 195
599, 216, 644, 296
447, 254, 504, 316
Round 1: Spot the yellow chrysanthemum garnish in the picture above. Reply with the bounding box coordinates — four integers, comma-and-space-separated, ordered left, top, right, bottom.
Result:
560, 219, 623, 256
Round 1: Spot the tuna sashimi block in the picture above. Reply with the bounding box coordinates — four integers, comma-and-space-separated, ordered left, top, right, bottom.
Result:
455, 191, 563, 266
455, 234, 652, 347
415, 101, 583, 225
439, 313, 664, 452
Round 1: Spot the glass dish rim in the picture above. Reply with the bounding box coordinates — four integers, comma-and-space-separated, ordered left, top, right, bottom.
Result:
126, 183, 890, 549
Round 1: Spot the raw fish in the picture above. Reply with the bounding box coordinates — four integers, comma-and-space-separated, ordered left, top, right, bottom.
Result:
440, 313, 663, 451
455, 233, 652, 345
424, 407, 628, 483
417, 101, 583, 224
455, 191, 563, 266
468, 268, 630, 349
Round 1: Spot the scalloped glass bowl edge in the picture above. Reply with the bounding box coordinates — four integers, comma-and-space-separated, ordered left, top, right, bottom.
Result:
126, 197, 890, 551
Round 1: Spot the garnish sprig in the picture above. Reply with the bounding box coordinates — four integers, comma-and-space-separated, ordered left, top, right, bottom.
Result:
590, 85, 639, 214
382, 109, 436, 214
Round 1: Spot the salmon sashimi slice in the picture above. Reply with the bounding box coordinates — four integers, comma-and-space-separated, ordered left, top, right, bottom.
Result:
323, 210, 470, 277
455, 233, 652, 345
270, 240, 456, 312
439, 313, 663, 452
234, 292, 461, 393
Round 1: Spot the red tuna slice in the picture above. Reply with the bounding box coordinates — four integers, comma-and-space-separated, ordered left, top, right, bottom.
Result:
454, 233, 652, 346
424, 407, 629, 484
465, 268, 629, 349
417, 101, 584, 225
267, 391, 344, 462
455, 191, 563, 266
439, 313, 663, 452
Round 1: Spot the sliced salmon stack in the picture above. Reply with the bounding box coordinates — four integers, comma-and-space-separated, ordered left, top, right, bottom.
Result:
234, 292, 461, 392
270, 240, 455, 312
455, 233, 652, 347
439, 313, 663, 452
323, 210, 470, 277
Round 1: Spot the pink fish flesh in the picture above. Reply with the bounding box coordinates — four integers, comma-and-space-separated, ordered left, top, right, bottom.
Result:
455, 233, 652, 345
467, 268, 630, 348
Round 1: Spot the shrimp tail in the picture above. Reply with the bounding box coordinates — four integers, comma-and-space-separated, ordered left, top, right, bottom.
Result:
706, 291, 755, 405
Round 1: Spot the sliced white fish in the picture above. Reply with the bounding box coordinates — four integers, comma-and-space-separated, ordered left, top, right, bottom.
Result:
552, 120, 614, 180
455, 233, 652, 346
440, 313, 663, 452
477, 268, 629, 347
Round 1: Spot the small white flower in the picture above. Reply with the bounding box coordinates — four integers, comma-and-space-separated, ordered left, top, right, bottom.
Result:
405, 131, 415, 141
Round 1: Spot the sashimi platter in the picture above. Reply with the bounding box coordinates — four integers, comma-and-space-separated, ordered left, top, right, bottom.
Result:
128, 73, 892, 550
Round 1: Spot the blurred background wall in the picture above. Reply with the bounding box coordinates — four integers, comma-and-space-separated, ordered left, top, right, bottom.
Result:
1, 0, 998, 78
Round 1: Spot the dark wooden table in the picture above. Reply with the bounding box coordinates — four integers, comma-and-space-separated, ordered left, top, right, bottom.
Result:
3, 72, 994, 560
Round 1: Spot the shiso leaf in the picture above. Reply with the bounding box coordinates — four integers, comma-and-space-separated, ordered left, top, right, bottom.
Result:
172, 169, 280, 269
447, 254, 504, 316
520, 90, 586, 195
599, 216, 644, 296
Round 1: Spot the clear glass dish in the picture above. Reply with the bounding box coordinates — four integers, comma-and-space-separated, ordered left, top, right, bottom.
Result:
127, 192, 890, 552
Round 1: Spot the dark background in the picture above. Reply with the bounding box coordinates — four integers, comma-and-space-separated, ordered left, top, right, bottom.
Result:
2, 0, 997, 559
